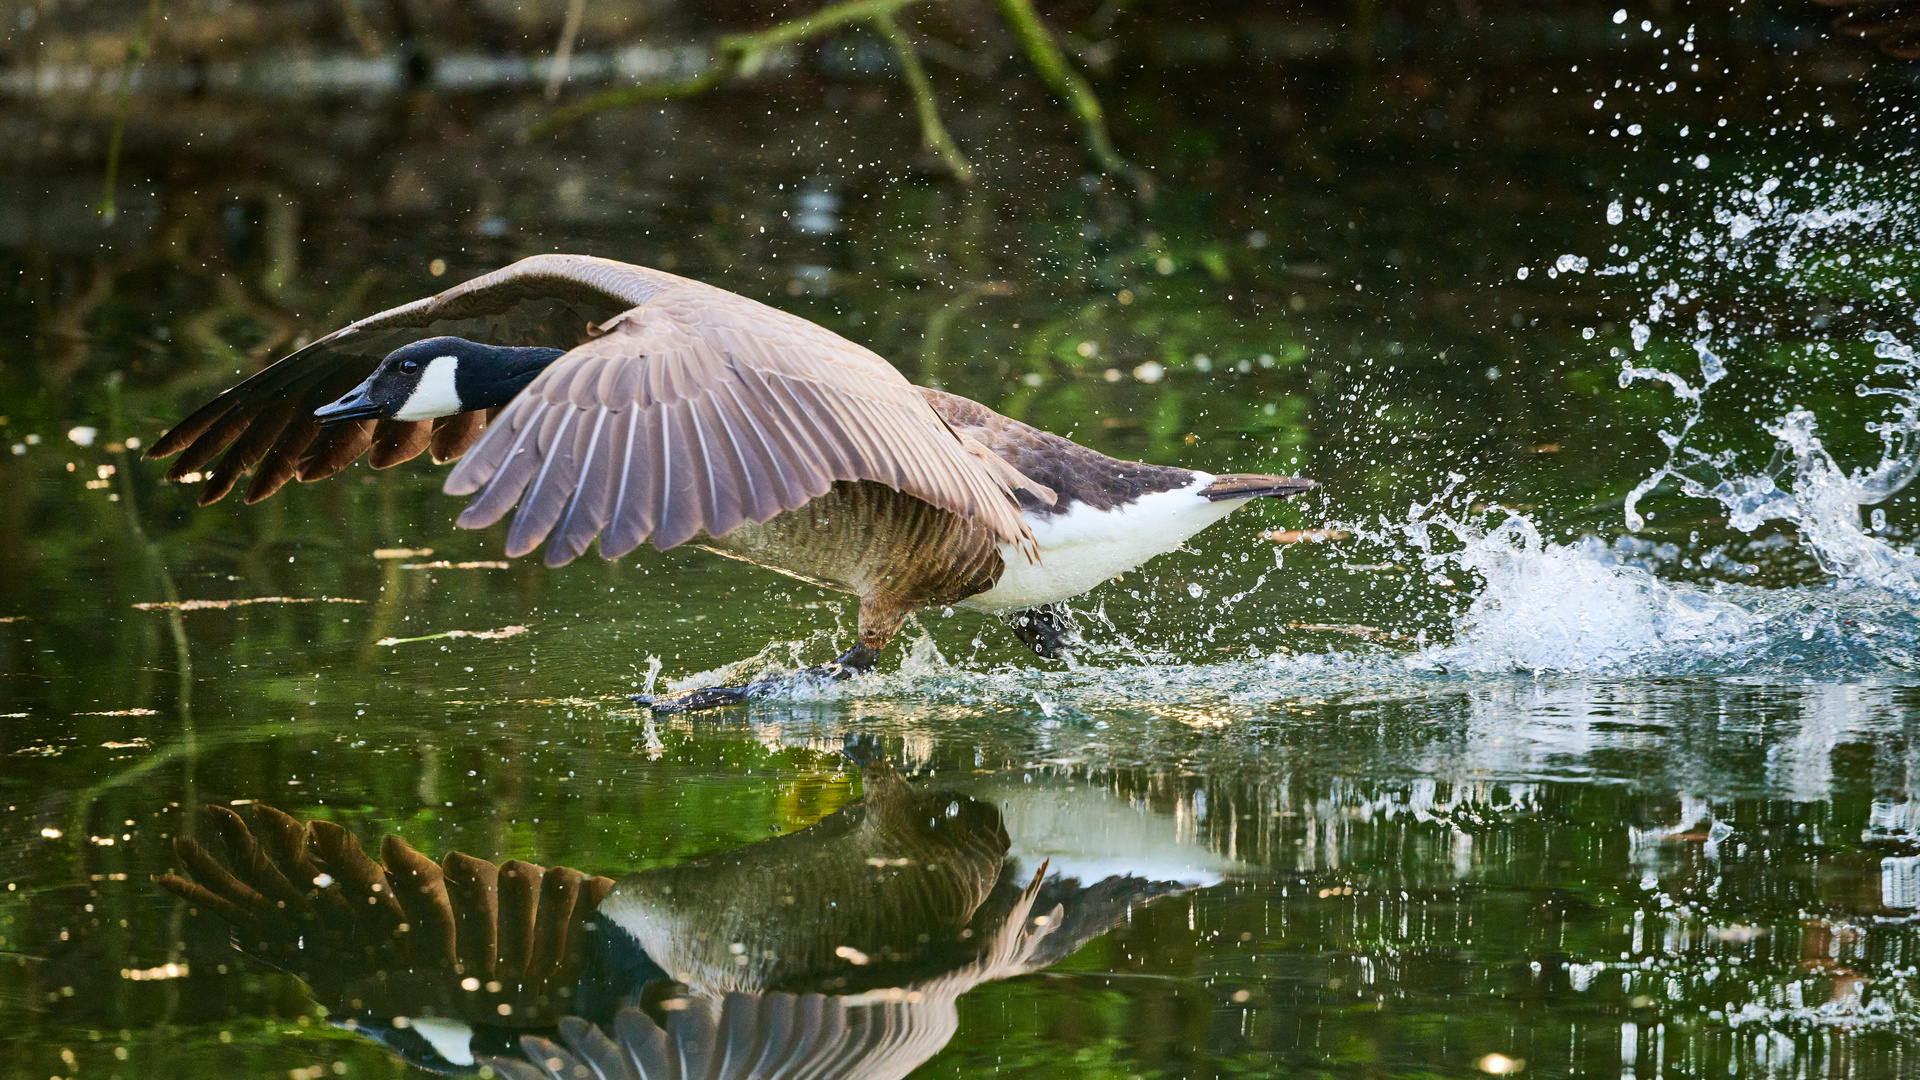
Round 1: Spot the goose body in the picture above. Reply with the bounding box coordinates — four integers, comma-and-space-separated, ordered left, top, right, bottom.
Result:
149, 255, 1313, 706
965, 474, 1236, 610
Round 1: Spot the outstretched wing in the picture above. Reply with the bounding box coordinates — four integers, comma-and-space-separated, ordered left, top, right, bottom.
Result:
444, 282, 1037, 567
145, 255, 678, 505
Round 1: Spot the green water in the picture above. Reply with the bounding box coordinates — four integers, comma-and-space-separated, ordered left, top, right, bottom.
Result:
6, 5, 1920, 1078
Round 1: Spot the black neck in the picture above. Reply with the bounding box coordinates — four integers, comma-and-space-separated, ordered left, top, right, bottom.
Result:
453, 345, 566, 409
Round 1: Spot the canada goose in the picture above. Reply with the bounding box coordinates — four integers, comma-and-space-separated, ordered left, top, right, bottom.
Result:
155, 762, 1208, 1077
148, 255, 1314, 709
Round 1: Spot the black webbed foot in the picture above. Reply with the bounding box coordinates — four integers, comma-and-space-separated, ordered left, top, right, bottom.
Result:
633, 643, 881, 713
1008, 604, 1076, 660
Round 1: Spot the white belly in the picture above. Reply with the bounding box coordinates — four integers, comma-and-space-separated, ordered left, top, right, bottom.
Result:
961, 474, 1245, 611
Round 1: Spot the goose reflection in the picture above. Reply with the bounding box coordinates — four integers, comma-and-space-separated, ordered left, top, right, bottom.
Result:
156, 760, 1221, 1078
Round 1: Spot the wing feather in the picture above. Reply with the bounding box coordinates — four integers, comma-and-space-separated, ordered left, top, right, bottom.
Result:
455, 401, 553, 530
296, 419, 376, 482
494, 860, 543, 986
429, 411, 490, 464
717, 380, 808, 516
653, 405, 707, 551
457, 313, 1038, 563
548, 406, 625, 567
442, 852, 500, 978
505, 408, 582, 558
687, 395, 749, 538
863, 400, 939, 497
199, 400, 295, 504
443, 404, 527, 498
760, 374, 857, 477
611, 1007, 671, 1074
602, 407, 659, 559
795, 381, 884, 482
368, 419, 433, 470
244, 413, 322, 503
172, 406, 260, 476
707, 387, 775, 523
735, 365, 844, 480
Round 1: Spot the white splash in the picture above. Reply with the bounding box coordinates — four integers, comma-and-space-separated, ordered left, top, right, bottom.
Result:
1422, 520, 1754, 674
1610, 165, 1920, 599
1324, 164, 1920, 676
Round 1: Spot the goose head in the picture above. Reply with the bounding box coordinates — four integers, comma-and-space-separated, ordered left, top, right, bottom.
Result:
314, 336, 564, 425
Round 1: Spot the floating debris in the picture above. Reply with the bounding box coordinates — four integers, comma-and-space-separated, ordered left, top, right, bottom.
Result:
0, 615, 25, 623
1287, 621, 1392, 641
133, 596, 366, 611
75, 709, 160, 717
1266, 529, 1351, 544
373, 547, 434, 559
378, 625, 529, 646
120, 963, 189, 981
400, 560, 512, 570
100, 738, 152, 748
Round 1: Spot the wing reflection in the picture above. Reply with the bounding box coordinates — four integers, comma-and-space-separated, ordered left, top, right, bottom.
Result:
156, 761, 1206, 1077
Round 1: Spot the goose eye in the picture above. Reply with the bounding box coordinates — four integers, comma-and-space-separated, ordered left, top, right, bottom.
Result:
400, 360, 419, 374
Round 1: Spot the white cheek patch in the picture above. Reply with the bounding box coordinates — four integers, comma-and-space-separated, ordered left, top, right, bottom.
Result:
392, 356, 462, 420
407, 1015, 475, 1066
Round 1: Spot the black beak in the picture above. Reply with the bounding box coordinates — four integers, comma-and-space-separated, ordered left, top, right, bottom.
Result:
314, 389, 384, 425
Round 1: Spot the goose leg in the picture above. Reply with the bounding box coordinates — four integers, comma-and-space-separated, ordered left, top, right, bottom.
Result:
634, 598, 906, 713
1007, 603, 1076, 660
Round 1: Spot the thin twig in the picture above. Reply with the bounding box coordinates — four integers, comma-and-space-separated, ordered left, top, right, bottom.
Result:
993, 0, 1151, 198
527, 0, 928, 138
545, 0, 590, 100
525, 68, 725, 140
99, 0, 164, 223
378, 625, 529, 646
717, 0, 925, 63
875, 13, 973, 183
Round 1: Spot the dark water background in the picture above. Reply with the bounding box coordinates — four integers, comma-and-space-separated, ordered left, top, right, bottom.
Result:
5, 2, 1920, 1077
